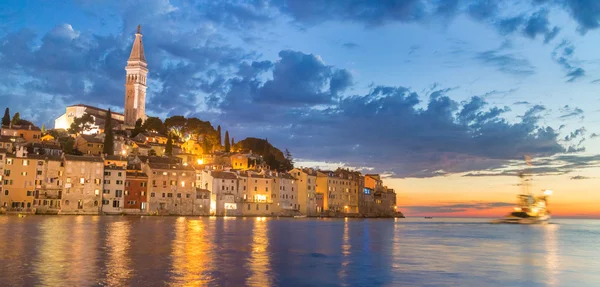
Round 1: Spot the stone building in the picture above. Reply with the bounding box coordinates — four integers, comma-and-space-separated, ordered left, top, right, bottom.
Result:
316, 169, 360, 213
1, 149, 38, 211
142, 157, 198, 215
101, 165, 126, 214
201, 170, 239, 216
1, 124, 42, 142
74, 134, 104, 156
61, 155, 103, 214
238, 171, 274, 216
275, 173, 299, 213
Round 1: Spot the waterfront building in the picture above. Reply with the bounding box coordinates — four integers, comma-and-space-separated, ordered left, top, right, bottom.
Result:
1, 148, 37, 210
0, 148, 6, 209
201, 170, 239, 216
74, 134, 104, 156
101, 164, 126, 214
124, 25, 148, 127
60, 155, 103, 214
54, 104, 125, 132
316, 169, 359, 213
289, 168, 317, 216
124, 170, 148, 214
1, 124, 41, 142
32, 155, 64, 214
142, 157, 198, 215
238, 171, 274, 216
194, 188, 211, 215
275, 172, 299, 213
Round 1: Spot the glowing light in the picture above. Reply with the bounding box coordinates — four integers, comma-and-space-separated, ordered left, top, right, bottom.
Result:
121, 149, 127, 156
197, 159, 203, 165
181, 181, 185, 187
344, 205, 348, 209
544, 190, 553, 196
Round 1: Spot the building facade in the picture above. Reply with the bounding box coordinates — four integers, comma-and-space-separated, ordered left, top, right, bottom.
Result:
142, 159, 199, 215
101, 165, 125, 214
61, 155, 103, 214
124, 171, 148, 213
290, 168, 317, 216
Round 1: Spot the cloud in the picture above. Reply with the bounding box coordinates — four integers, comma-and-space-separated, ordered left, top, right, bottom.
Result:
404, 201, 514, 214
342, 42, 359, 49
552, 40, 586, 82
591, 133, 599, 139
523, 10, 561, 43
559, 105, 584, 119
476, 48, 536, 75
570, 175, 591, 180
564, 127, 586, 141
514, 101, 531, 105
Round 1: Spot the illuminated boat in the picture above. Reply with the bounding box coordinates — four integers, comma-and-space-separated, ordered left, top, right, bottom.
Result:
493, 172, 552, 224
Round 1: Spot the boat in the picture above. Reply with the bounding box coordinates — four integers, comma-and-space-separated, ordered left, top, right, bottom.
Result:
18, 214, 27, 218
294, 215, 307, 218
492, 160, 552, 224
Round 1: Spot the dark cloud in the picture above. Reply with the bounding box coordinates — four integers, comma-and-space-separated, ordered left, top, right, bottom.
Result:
591, 133, 599, 139
552, 40, 586, 82
523, 10, 561, 43
564, 127, 586, 141
559, 105, 584, 119
561, 0, 600, 33
514, 101, 531, 105
570, 175, 591, 180
476, 49, 536, 76
404, 201, 514, 214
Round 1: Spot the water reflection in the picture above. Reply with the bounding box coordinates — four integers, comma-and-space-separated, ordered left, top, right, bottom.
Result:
68, 216, 99, 285
34, 218, 70, 286
246, 217, 272, 287
544, 224, 559, 287
105, 220, 132, 286
338, 218, 351, 285
171, 218, 213, 286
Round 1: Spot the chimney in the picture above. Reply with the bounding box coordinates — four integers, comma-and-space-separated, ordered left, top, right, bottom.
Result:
28, 125, 32, 130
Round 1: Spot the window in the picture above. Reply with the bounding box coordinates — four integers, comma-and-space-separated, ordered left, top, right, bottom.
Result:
65, 200, 70, 206
181, 181, 185, 187
66, 178, 71, 183
266, 204, 269, 211
4, 190, 8, 195
170, 180, 176, 186
167, 193, 173, 198
4, 170, 10, 176
103, 189, 110, 194
102, 200, 109, 205
150, 193, 155, 197
141, 191, 146, 196
95, 189, 100, 195
104, 171, 111, 176
115, 190, 123, 197
177, 193, 181, 198
36, 170, 42, 176
256, 204, 259, 210
222, 186, 225, 190
125, 182, 130, 187
162, 172, 167, 175
112, 201, 120, 207
141, 182, 147, 187
152, 180, 156, 186
80, 178, 85, 184
21, 172, 27, 176
94, 200, 99, 206
118, 172, 122, 177
116, 180, 123, 185
248, 204, 250, 210
6, 159, 12, 165
162, 181, 167, 186
103, 180, 110, 184
162, 193, 166, 198
186, 194, 190, 198
254, 187, 257, 191
124, 190, 129, 196
95, 178, 101, 184
172, 172, 176, 176
23, 160, 29, 166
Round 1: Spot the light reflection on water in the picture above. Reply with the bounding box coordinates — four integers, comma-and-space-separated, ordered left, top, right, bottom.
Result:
0, 217, 599, 286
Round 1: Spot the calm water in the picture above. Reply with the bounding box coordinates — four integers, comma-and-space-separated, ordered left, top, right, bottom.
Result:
0, 217, 599, 287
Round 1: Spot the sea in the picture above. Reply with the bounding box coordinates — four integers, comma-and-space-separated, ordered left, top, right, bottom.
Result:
0, 216, 598, 287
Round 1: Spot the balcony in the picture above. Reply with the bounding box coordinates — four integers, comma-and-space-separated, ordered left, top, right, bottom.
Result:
35, 191, 62, 200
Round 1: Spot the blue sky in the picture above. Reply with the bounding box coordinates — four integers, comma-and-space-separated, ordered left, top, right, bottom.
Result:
2, 0, 600, 181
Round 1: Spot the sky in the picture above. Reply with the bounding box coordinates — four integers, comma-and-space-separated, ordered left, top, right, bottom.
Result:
2, 0, 600, 218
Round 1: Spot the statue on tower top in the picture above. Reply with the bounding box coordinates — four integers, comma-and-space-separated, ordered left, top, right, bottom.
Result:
137, 25, 141, 34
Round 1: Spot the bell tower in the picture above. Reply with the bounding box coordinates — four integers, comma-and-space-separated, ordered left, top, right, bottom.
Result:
124, 25, 148, 127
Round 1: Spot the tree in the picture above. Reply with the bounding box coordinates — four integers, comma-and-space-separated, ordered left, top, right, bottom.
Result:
59, 137, 75, 154
217, 125, 222, 146
103, 109, 115, 155
283, 148, 294, 171
2, 108, 10, 126
164, 115, 186, 138
231, 137, 235, 151
224, 131, 230, 152
202, 136, 213, 154
132, 118, 144, 138
68, 113, 94, 134
41, 124, 46, 133
11, 112, 20, 125
142, 117, 165, 134
165, 135, 173, 156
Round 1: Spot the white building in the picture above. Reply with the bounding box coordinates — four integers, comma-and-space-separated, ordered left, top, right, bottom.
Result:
101, 165, 126, 214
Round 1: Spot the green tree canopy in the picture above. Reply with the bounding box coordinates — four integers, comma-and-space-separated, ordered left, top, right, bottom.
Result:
164, 115, 186, 138
68, 113, 94, 134
2, 108, 10, 126
142, 117, 165, 134
103, 109, 114, 155
11, 112, 20, 125
132, 118, 144, 137
217, 125, 222, 146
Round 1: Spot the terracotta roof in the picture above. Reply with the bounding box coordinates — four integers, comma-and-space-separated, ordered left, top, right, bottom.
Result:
68, 104, 125, 116
64, 154, 104, 162
105, 155, 127, 161
126, 171, 148, 178
138, 156, 181, 165
211, 171, 237, 179
27, 154, 62, 161
2, 124, 41, 131
196, 188, 211, 193
79, 134, 104, 144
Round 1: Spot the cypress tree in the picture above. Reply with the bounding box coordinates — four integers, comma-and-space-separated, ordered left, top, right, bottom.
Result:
231, 137, 235, 149
11, 112, 20, 125
2, 108, 10, 126
165, 135, 173, 156
103, 109, 114, 155
224, 131, 230, 152
217, 125, 222, 146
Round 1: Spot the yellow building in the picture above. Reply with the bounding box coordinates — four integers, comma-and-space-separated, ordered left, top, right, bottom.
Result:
238, 171, 274, 215
74, 134, 104, 156
32, 156, 64, 214
316, 169, 360, 213
289, 168, 317, 216
1, 124, 42, 143
230, 152, 260, 170
1, 152, 38, 210
40, 134, 55, 142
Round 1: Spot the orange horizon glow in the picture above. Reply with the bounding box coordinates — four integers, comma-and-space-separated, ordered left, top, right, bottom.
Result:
385, 167, 600, 219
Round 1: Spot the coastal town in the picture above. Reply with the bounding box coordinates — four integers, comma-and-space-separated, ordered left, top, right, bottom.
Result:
0, 26, 400, 218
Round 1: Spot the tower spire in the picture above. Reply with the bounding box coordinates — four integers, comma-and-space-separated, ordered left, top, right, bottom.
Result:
128, 25, 146, 62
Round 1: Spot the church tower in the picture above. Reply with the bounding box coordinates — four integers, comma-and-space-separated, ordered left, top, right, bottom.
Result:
124, 25, 148, 127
